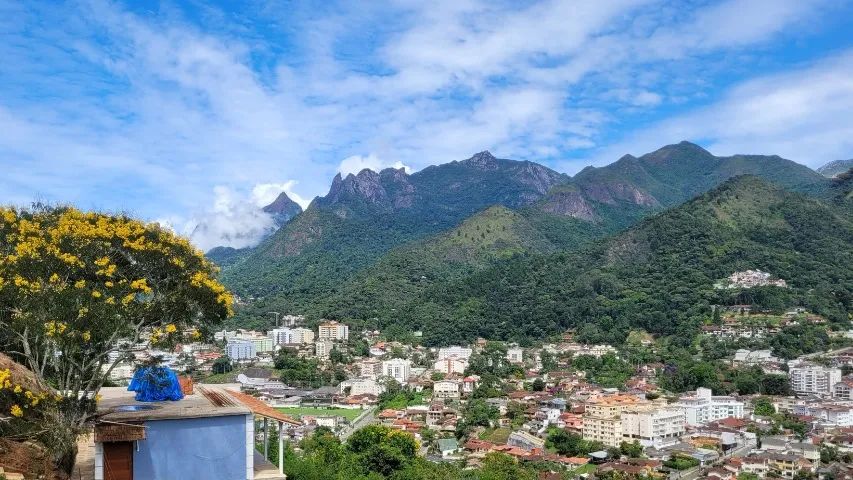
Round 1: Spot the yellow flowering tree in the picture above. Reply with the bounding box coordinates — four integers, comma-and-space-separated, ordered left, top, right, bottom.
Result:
0, 205, 231, 467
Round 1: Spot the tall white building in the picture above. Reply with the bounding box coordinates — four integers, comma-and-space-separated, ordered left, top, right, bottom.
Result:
318, 321, 349, 341
677, 388, 744, 426
271, 327, 315, 346
382, 358, 411, 385
621, 406, 686, 448
789, 363, 842, 397
226, 339, 256, 361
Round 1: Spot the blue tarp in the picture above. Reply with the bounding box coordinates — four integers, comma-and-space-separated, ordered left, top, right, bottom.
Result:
128, 366, 184, 402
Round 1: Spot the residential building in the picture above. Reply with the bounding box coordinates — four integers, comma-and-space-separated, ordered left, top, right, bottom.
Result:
433, 358, 467, 375
92, 386, 299, 480
382, 358, 411, 385
506, 347, 523, 363
437, 438, 461, 458
271, 327, 314, 346
507, 430, 546, 451
358, 358, 383, 379
583, 395, 648, 447
226, 339, 256, 361
677, 388, 744, 426
339, 378, 384, 397
437, 346, 472, 361
834, 377, 853, 400
251, 336, 275, 354
315, 339, 336, 359
318, 321, 349, 341
433, 379, 461, 400
621, 405, 686, 448
789, 363, 843, 397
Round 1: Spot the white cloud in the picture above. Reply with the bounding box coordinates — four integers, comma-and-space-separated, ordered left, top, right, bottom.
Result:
0, 0, 846, 226
569, 50, 853, 172
338, 154, 410, 176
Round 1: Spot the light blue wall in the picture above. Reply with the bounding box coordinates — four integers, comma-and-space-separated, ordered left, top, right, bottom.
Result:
134, 414, 248, 480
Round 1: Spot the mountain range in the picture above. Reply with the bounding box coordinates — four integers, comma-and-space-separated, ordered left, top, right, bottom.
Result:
211, 142, 851, 345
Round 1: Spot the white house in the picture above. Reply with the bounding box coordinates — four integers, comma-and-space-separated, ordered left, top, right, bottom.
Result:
339, 378, 384, 397
506, 347, 523, 364
433, 380, 461, 400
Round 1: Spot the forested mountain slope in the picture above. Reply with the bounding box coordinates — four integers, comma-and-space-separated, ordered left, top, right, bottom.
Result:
217, 143, 834, 331
325, 176, 852, 346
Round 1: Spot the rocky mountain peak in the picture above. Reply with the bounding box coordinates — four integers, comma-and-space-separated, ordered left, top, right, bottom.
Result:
262, 191, 303, 226
464, 150, 499, 169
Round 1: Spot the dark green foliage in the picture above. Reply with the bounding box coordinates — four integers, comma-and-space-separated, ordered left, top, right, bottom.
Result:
754, 397, 776, 416
546, 429, 604, 456
283, 427, 545, 480
663, 454, 699, 470
620, 441, 644, 458
571, 354, 633, 389
362, 176, 852, 346
274, 348, 341, 388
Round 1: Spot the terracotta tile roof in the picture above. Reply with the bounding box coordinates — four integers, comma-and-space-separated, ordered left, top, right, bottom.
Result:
225, 389, 301, 425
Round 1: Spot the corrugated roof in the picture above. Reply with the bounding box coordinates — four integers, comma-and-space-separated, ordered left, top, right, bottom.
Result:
226, 389, 301, 425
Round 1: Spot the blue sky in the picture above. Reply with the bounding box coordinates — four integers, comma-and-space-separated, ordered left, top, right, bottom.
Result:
1, 0, 852, 249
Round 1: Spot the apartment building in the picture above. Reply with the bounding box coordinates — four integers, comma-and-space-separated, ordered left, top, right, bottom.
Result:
582, 395, 648, 447
437, 346, 473, 361
226, 339, 256, 361
315, 339, 336, 359
318, 320, 349, 341
621, 405, 686, 448
382, 358, 411, 385
271, 327, 315, 346
677, 388, 744, 426
434, 357, 467, 375
789, 363, 842, 397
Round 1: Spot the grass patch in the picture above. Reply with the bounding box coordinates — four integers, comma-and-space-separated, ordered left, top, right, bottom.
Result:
479, 427, 511, 444
277, 407, 363, 421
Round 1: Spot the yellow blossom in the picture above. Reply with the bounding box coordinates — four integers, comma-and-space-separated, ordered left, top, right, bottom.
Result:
130, 278, 152, 294
13, 385, 22, 394
91, 290, 102, 298
49, 273, 61, 284
82, 331, 91, 342
165, 324, 177, 334
104, 281, 114, 288
74, 279, 86, 289
10, 405, 23, 417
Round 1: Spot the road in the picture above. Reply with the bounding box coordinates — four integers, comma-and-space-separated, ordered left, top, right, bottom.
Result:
339, 406, 378, 441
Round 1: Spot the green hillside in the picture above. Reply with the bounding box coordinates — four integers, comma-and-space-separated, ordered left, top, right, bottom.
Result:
217, 143, 835, 332
341, 176, 853, 346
